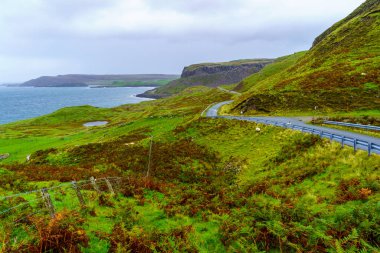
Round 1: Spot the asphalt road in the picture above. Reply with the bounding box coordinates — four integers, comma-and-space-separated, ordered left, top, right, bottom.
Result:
206, 101, 380, 154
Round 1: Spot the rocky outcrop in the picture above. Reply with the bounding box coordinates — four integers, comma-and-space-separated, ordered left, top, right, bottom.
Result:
0, 153, 10, 160
138, 59, 273, 99
181, 61, 272, 79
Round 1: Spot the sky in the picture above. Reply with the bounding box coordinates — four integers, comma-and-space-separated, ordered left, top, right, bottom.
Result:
0, 0, 365, 82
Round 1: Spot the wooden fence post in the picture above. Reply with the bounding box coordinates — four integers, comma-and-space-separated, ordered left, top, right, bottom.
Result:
105, 179, 115, 195
71, 181, 86, 206
41, 188, 55, 219
90, 177, 101, 194
115, 178, 122, 191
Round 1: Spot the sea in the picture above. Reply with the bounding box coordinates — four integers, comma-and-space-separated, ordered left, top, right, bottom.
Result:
0, 86, 153, 125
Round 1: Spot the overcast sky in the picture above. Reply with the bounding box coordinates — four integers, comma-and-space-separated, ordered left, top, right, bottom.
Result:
0, 0, 364, 82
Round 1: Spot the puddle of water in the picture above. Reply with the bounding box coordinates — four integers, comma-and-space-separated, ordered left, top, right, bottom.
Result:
83, 121, 108, 127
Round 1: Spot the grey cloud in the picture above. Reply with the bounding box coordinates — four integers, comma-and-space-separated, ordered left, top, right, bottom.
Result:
0, 0, 364, 82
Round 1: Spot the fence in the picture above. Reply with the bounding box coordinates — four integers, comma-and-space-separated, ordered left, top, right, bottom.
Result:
323, 120, 380, 131
0, 176, 122, 224
213, 115, 380, 156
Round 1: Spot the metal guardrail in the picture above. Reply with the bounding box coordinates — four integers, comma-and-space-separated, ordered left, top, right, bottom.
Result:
323, 120, 380, 131
213, 115, 380, 156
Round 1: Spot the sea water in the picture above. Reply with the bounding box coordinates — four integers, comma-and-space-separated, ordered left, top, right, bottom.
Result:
0, 86, 153, 124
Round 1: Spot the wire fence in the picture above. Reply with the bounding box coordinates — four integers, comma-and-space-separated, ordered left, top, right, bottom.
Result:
0, 176, 123, 251
0, 176, 122, 226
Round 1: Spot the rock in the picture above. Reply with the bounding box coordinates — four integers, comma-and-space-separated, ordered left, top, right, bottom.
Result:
256, 127, 261, 132
0, 153, 10, 160
180, 61, 273, 81
138, 59, 274, 99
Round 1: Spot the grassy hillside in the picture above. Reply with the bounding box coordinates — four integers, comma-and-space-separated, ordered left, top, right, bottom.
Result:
230, 0, 380, 114
0, 86, 379, 252
234, 52, 307, 92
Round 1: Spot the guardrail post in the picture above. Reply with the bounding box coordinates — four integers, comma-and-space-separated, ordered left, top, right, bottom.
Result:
41, 188, 55, 219
72, 181, 86, 207
90, 177, 101, 194
353, 139, 357, 153
368, 143, 372, 156
341, 137, 344, 148
105, 179, 115, 195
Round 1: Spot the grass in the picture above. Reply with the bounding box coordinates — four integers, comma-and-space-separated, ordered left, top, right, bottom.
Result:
230, 1, 380, 115
0, 86, 379, 251
316, 124, 380, 138
0, 14, 379, 248
183, 59, 272, 71
0, 86, 231, 164
234, 52, 307, 92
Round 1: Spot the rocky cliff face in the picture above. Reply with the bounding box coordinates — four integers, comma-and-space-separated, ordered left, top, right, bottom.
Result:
138, 59, 273, 98
181, 62, 271, 79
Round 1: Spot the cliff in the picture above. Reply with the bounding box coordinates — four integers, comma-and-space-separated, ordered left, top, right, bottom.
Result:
138, 59, 273, 98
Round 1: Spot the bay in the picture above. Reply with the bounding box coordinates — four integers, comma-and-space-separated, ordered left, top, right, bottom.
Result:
0, 86, 153, 125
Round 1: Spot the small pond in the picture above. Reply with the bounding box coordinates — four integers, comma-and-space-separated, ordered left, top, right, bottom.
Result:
83, 121, 109, 127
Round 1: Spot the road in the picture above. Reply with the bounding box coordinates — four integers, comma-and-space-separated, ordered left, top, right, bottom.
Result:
206, 101, 380, 155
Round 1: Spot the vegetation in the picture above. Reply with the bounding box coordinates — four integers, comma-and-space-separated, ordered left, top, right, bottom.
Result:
311, 116, 380, 138
21, 74, 178, 88
1, 1, 379, 251
234, 52, 307, 93
0, 84, 379, 252
230, 0, 380, 114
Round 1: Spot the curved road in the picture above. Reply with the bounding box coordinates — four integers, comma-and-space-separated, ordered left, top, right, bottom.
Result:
206, 101, 380, 155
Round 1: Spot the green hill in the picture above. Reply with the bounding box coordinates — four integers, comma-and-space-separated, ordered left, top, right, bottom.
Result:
231, 0, 380, 114
21, 74, 179, 87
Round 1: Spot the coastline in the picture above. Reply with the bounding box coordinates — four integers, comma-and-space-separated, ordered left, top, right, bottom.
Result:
0, 86, 155, 125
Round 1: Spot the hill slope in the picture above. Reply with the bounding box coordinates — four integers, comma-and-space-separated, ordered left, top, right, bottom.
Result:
21, 74, 179, 87
138, 59, 273, 98
231, 0, 380, 114
1, 86, 379, 252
